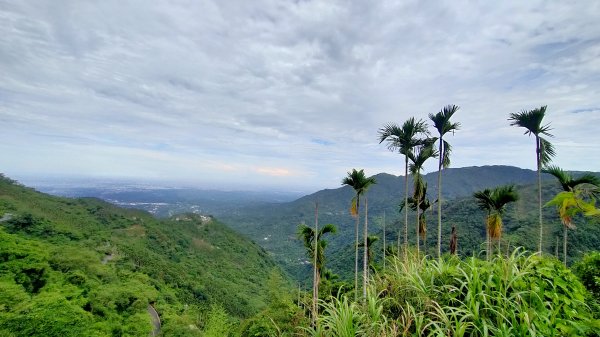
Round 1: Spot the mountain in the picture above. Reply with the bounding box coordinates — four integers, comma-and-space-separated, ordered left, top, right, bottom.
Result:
0, 175, 283, 336
215, 165, 600, 282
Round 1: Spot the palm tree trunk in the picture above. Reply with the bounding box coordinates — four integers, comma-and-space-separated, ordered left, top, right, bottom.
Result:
437, 136, 443, 259
312, 202, 319, 325
537, 136, 543, 254
363, 196, 369, 302
404, 155, 409, 259
382, 211, 386, 270
354, 197, 360, 302
555, 236, 559, 259
563, 226, 568, 266
485, 214, 490, 260
416, 197, 421, 258
424, 213, 428, 255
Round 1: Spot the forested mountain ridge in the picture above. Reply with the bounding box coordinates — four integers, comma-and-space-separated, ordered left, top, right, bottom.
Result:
0, 175, 283, 336
216, 165, 600, 282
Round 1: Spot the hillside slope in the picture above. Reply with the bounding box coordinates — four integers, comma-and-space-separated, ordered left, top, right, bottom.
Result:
0, 175, 280, 336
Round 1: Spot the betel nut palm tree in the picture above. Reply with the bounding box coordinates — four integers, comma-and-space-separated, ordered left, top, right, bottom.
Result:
297, 218, 336, 323
342, 169, 376, 301
429, 104, 460, 258
378, 117, 429, 257
408, 142, 438, 257
474, 185, 519, 258
399, 183, 433, 254
543, 165, 600, 265
509, 106, 555, 253
358, 235, 379, 272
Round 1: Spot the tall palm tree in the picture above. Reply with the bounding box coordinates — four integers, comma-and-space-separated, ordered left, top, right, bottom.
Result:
509, 106, 555, 253
297, 220, 336, 322
378, 118, 429, 256
408, 143, 438, 257
473, 188, 493, 259
359, 235, 380, 272
543, 166, 600, 264
341, 169, 376, 301
429, 104, 460, 258
474, 185, 519, 256
399, 184, 433, 254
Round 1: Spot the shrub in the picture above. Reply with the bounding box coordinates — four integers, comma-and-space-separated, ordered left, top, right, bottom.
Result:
308, 250, 600, 336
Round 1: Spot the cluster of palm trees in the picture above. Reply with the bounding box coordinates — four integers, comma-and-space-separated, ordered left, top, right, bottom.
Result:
379, 105, 460, 260
473, 106, 600, 263
298, 104, 599, 322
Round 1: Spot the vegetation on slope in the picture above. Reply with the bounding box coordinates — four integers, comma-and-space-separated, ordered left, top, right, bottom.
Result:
0, 175, 283, 336
304, 251, 600, 336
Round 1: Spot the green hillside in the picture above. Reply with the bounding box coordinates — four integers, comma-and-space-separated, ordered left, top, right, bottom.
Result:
0, 175, 282, 336
217, 166, 600, 283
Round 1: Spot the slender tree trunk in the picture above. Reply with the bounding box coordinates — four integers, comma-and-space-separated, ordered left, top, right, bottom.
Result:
363, 197, 369, 302
485, 214, 490, 260
404, 155, 409, 259
312, 202, 319, 325
555, 236, 559, 259
416, 195, 421, 258
563, 226, 568, 266
437, 136, 443, 258
354, 197, 360, 302
423, 213, 427, 255
537, 136, 543, 254
383, 211, 386, 270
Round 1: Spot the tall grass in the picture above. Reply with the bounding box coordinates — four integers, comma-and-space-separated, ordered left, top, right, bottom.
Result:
304, 249, 599, 336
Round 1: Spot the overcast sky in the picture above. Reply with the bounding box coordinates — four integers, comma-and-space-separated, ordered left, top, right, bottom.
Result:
1, 1, 599, 192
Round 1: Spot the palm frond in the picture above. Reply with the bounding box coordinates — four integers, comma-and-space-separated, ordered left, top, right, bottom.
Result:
539, 137, 556, 166
490, 185, 519, 215
572, 173, 600, 189
473, 189, 493, 212
429, 104, 460, 135
319, 224, 337, 237
542, 165, 571, 191
508, 105, 553, 138
442, 140, 452, 168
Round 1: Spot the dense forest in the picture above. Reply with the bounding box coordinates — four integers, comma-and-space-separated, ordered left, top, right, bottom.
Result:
0, 175, 291, 336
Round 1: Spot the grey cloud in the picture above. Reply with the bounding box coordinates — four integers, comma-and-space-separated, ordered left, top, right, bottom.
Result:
1, 0, 599, 190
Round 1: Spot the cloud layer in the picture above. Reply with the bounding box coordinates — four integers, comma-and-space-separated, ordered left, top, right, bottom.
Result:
1, 1, 599, 191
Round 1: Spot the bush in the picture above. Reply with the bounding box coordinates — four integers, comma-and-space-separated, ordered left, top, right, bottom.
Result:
573, 251, 600, 300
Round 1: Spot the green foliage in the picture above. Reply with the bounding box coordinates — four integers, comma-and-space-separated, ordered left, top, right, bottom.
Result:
202, 304, 233, 337
0, 175, 283, 335
307, 250, 599, 336
573, 251, 600, 301
239, 271, 308, 337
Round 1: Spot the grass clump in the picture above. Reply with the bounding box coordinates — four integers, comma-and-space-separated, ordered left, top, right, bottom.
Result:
305, 249, 599, 336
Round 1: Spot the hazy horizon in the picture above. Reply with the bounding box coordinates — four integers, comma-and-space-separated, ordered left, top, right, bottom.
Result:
9, 163, 597, 196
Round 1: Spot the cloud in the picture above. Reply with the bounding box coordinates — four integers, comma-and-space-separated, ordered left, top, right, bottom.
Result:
257, 167, 293, 177
1, 0, 599, 191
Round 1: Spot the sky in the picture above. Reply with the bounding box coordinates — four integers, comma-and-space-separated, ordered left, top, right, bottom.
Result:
1, 1, 599, 192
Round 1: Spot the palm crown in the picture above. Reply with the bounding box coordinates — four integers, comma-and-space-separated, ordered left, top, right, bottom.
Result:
542, 165, 600, 193
508, 105, 555, 166
474, 185, 519, 240
378, 117, 430, 156
429, 104, 460, 168
342, 169, 377, 216
298, 223, 337, 273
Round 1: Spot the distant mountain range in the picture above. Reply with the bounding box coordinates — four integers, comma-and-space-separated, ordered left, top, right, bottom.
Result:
215, 165, 600, 282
